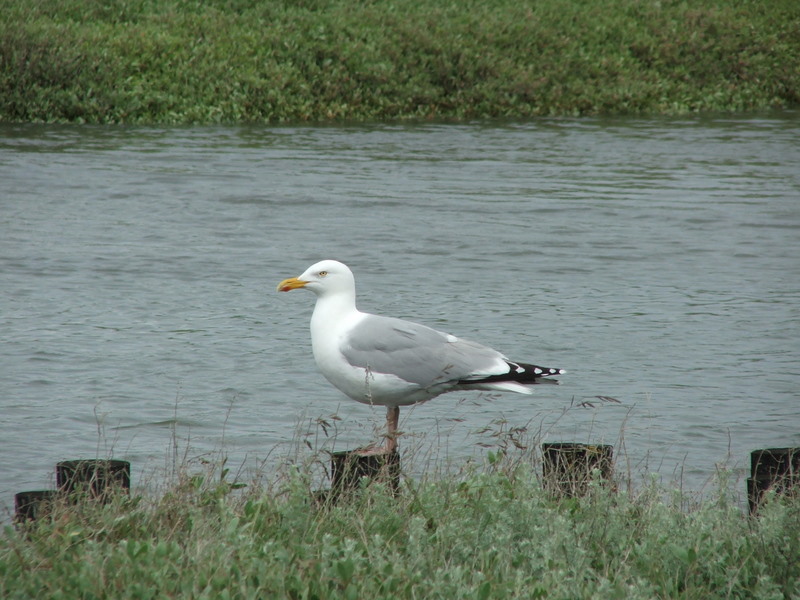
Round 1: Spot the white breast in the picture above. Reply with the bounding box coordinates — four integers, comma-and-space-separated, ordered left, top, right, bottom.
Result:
309, 310, 434, 406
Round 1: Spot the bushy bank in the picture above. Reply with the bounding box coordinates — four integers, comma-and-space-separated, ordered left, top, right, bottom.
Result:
2, 460, 799, 599
1, 0, 798, 124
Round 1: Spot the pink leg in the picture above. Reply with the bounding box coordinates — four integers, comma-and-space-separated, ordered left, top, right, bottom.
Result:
356, 406, 400, 455
385, 405, 400, 453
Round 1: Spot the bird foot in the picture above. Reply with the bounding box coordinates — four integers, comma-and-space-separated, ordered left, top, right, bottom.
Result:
353, 443, 396, 457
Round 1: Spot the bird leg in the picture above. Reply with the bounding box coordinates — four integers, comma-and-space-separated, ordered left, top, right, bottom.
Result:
355, 406, 400, 456
385, 405, 400, 452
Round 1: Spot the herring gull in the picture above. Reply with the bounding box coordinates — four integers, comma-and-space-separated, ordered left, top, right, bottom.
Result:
277, 260, 564, 454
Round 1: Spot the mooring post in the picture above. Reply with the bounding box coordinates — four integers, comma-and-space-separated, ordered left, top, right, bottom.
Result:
747, 447, 799, 514
14, 490, 58, 524
541, 442, 614, 497
56, 459, 131, 502
317, 450, 400, 503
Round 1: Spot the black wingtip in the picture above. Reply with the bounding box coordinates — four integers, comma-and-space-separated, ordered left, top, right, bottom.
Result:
462, 361, 565, 386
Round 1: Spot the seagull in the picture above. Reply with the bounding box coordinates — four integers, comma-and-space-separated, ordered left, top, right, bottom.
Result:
277, 260, 564, 455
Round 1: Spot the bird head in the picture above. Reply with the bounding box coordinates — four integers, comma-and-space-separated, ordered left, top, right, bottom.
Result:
277, 260, 355, 298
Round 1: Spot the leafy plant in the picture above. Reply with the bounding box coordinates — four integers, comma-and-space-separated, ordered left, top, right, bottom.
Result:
1, 0, 798, 123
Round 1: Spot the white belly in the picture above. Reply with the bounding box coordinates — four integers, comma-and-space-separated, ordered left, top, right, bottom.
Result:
310, 311, 437, 407
313, 342, 435, 406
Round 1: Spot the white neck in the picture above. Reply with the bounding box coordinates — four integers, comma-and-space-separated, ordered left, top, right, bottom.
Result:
310, 288, 360, 334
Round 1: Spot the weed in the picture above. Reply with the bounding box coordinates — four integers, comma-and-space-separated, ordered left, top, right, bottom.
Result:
2, 427, 799, 599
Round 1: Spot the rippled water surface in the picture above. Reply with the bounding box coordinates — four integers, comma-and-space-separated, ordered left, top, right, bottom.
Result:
2, 114, 799, 516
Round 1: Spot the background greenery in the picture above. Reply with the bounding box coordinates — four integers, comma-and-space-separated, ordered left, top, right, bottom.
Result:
1, 0, 798, 123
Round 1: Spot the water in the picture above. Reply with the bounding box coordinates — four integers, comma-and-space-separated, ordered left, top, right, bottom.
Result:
2, 114, 799, 516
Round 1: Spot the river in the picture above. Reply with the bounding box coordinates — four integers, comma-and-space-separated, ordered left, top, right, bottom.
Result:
2, 113, 799, 516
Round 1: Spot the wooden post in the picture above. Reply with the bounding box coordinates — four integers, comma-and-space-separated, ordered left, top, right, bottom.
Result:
317, 450, 400, 503
747, 447, 799, 514
541, 442, 614, 497
14, 490, 58, 524
56, 459, 131, 502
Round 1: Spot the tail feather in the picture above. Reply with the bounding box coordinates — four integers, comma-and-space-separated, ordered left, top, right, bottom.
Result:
460, 361, 565, 387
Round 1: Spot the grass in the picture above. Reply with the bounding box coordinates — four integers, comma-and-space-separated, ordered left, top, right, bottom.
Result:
2, 441, 799, 599
1, 0, 798, 123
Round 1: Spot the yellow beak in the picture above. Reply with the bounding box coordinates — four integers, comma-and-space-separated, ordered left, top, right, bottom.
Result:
277, 277, 308, 292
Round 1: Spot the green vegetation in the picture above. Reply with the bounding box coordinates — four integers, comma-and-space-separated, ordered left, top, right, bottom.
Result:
1, 0, 798, 123
2, 456, 799, 599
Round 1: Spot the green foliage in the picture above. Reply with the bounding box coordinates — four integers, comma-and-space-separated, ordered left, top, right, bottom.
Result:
0, 0, 798, 123
2, 459, 799, 599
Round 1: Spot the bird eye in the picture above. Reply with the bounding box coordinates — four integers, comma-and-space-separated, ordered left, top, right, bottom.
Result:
318, 271, 328, 277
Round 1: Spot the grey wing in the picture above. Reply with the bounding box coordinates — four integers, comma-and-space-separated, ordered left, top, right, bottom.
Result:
341, 315, 508, 387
